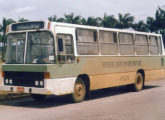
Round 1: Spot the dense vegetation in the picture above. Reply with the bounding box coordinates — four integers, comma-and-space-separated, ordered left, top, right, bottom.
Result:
0, 7, 165, 60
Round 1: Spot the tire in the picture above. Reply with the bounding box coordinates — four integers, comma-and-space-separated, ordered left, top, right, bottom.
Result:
31, 94, 47, 101
71, 78, 86, 103
127, 73, 144, 92
133, 73, 144, 91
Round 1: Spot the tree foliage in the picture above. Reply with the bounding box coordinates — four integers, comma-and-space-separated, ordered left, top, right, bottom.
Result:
116, 13, 134, 29
132, 21, 149, 32
0, 18, 16, 60
99, 14, 118, 28
47, 9, 165, 46
18, 17, 28, 22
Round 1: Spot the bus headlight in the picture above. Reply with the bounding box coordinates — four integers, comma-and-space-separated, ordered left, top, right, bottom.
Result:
35, 81, 39, 86
5, 79, 9, 84
40, 81, 44, 86
9, 79, 13, 84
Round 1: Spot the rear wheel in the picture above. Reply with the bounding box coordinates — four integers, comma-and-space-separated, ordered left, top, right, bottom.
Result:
71, 78, 86, 103
133, 73, 144, 91
31, 94, 47, 101
127, 73, 144, 91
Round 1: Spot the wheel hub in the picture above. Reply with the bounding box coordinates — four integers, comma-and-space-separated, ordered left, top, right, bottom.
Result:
75, 84, 83, 97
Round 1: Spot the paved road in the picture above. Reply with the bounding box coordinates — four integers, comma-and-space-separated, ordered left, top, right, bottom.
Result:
0, 79, 165, 120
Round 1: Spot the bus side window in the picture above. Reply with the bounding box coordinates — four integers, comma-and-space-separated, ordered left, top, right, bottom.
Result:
58, 38, 64, 52
135, 34, 149, 55
57, 34, 74, 63
119, 33, 134, 55
158, 37, 162, 54
149, 36, 159, 55
99, 31, 118, 55
76, 28, 99, 55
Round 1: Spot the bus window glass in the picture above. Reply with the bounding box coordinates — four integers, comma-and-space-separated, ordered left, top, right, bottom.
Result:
26, 31, 55, 64
135, 34, 149, 55
99, 31, 118, 55
149, 36, 158, 46
119, 33, 134, 55
149, 36, 159, 55
158, 37, 162, 54
119, 33, 133, 44
76, 29, 96, 42
135, 35, 148, 45
99, 31, 116, 43
57, 34, 74, 63
58, 38, 64, 52
6, 33, 26, 64
76, 29, 99, 55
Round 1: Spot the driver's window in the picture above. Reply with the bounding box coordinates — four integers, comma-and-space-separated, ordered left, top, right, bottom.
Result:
57, 34, 74, 63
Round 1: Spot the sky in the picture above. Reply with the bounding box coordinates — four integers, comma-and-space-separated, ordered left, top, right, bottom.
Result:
0, 0, 165, 22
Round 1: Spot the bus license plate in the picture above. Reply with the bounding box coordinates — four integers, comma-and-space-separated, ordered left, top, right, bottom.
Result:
17, 87, 24, 93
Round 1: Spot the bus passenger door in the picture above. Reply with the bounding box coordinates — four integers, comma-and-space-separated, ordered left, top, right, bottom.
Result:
56, 34, 75, 63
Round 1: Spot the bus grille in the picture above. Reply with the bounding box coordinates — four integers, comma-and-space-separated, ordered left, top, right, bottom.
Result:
4, 72, 44, 88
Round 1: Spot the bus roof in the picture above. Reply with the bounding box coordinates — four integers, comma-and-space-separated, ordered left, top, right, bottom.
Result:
52, 21, 162, 37
9, 21, 162, 37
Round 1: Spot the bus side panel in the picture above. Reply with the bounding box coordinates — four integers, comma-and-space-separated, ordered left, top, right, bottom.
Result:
89, 72, 136, 90
145, 69, 165, 81
78, 56, 165, 90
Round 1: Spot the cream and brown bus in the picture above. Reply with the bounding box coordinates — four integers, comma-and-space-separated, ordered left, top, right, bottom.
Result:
0, 21, 164, 102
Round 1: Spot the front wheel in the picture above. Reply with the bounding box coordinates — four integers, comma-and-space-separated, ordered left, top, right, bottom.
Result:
71, 78, 86, 103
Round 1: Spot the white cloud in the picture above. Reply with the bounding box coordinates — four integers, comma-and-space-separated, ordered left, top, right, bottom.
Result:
0, 0, 165, 21
11, 6, 37, 14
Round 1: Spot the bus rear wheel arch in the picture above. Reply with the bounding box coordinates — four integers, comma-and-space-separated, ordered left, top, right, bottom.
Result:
133, 72, 144, 91
127, 70, 145, 92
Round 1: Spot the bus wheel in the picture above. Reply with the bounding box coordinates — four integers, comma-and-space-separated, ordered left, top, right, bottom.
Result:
133, 73, 144, 91
71, 78, 86, 103
31, 94, 47, 101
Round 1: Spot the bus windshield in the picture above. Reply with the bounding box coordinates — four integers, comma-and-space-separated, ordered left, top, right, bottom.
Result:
6, 31, 55, 64
6, 33, 26, 64
26, 31, 55, 64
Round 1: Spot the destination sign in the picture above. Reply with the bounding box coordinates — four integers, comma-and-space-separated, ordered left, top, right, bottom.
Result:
11, 22, 44, 31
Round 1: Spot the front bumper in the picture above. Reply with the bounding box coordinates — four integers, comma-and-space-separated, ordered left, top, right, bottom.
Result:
0, 85, 52, 95
0, 77, 77, 95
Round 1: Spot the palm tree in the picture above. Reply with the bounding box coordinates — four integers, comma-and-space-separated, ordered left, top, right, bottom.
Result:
132, 21, 149, 32
0, 18, 15, 61
64, 13, 81, 24
146, 7, 165, 45
18, 17, 28, 22
57, 17, 65, 22
116, 13, 134, 29
99, 13, 118, 28
81, 17, 101, 26
48, 15, 58, 22
155, 7, 165, 31
48, 15, 65, 22
146, 17, 157, 32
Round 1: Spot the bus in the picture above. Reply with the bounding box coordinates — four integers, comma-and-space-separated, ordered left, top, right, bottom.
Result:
0, 21, 164, 102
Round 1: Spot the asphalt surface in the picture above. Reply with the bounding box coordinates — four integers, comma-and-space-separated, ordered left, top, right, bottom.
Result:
0, 79, 165, 120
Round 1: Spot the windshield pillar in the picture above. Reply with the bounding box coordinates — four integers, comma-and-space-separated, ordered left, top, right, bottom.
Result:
24, 31, 28, 64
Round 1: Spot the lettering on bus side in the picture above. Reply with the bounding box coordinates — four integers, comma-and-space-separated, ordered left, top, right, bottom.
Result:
120, 76, 130, 81
102, 60, 142, 68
